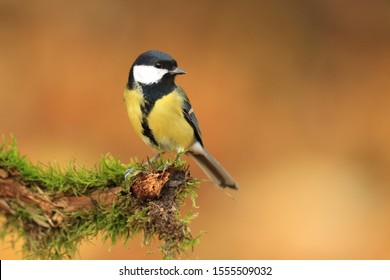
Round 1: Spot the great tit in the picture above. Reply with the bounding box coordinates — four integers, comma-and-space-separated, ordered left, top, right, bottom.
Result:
124, 50, 238, 190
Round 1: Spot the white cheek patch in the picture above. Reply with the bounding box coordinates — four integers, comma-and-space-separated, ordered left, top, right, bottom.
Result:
133, 65, 168, 85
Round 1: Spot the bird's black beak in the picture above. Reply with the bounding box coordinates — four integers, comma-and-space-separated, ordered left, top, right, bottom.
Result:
169, 67, 186, 75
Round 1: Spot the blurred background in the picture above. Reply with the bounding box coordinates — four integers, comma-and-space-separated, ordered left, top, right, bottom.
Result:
1, 0, 390, 259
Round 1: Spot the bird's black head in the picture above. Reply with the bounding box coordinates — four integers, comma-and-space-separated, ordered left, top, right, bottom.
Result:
128, 50, 185, 88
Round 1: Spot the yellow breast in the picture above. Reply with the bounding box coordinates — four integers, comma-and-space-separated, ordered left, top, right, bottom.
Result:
124, 88, 144, 140
147, 91, 195, 152
124, 88, 195, 152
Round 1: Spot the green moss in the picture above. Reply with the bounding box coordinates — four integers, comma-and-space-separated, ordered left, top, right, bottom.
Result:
0, 136, 200, 259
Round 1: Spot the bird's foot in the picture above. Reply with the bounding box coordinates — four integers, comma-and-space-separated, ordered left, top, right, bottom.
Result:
124, 153, 164, 179
124, 167, 138, 179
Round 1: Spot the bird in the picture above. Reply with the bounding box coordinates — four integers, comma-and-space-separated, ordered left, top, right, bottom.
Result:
124, 50, 238, 189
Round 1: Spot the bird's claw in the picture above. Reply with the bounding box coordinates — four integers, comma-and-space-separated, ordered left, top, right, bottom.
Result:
124, 167, 137, 179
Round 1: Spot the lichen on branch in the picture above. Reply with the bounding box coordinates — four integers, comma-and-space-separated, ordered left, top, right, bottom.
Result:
0, 137, 200, 259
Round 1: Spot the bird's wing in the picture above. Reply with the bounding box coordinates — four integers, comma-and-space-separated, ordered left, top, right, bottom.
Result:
176, 86, 204, 146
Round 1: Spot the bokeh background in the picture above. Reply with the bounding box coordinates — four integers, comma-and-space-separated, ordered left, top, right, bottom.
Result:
1, 0, 390, 259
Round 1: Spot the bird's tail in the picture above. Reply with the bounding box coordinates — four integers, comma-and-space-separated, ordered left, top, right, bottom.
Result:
188, 143, 238, 190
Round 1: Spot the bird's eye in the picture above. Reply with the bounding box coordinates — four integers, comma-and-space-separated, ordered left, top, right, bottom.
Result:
155, 62, 162, 69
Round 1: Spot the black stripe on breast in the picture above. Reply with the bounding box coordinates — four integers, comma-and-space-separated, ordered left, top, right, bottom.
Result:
137, 80, 176, 149
140, 95, 159, 147
141, 116, 158, 147
139, 80, 175, 117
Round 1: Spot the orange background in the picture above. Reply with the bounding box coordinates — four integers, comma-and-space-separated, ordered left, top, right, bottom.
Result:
1, 0, 390, 259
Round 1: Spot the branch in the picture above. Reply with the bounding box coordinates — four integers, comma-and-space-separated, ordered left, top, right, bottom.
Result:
0, 138, 200, 259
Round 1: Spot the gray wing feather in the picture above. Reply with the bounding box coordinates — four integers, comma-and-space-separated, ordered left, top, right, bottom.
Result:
176, 86, 203, 146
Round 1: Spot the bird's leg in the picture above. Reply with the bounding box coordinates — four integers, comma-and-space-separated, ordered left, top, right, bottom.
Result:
124, 167, 137, 179
148, 152, 164, 163
174, 151, 185, 162
124, 152, 165, 179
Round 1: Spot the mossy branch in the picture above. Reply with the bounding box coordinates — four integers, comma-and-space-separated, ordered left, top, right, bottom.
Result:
0, 137, 201, 259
